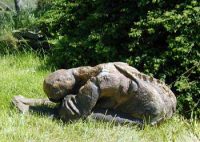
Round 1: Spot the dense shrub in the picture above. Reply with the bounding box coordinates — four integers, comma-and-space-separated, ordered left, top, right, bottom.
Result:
0, 9, 37, 54
0, 11, 16, 53
33, 0, 200, 118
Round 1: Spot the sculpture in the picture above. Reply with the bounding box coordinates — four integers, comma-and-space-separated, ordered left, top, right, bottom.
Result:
12, 62, 176, 125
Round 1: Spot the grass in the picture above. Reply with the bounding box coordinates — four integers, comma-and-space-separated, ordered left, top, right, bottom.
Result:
0, 52, 200, 142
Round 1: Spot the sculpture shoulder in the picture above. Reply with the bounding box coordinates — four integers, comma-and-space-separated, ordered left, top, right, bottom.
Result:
114, 64, 176, 102
95, 62, 140, 74
113, 62, 140, 74
72, 65, 101, 81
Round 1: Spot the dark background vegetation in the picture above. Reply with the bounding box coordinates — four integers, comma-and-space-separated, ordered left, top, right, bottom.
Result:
0, 0, 199, 118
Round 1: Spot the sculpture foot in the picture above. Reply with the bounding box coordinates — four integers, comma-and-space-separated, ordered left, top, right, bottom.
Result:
12, 95, 30, 113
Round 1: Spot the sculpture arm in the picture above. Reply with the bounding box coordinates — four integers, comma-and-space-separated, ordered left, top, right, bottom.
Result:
58, 78, 100, 122
12, 95, 56, 113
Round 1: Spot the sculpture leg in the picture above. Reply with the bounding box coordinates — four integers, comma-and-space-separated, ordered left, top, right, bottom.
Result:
90, 108, 144, 126
12, 95, 56, 113
58, 79, 100, 122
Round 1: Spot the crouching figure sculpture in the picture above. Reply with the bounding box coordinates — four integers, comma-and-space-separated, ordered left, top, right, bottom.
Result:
12, 62, 177, 125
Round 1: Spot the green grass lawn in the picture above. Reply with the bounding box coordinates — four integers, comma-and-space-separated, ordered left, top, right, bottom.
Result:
0, 52, 200, 142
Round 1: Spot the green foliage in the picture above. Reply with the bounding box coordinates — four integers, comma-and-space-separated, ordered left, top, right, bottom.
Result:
34, 0, 200, 118
0, 31, 18, 54
0, 9, 37, 53
0, 11, 14, 31
0, 11, 16, 53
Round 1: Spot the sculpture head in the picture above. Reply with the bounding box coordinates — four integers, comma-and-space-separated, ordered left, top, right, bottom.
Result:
43, 69, 76, 103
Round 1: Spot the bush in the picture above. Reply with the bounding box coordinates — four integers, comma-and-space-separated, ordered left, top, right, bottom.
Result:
0, 8, 37, 53
33, 0, 200, 118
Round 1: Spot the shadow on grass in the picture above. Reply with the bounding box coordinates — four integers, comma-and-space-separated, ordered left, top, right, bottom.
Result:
29, 105, 59, 119
25, 104, 144, 128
